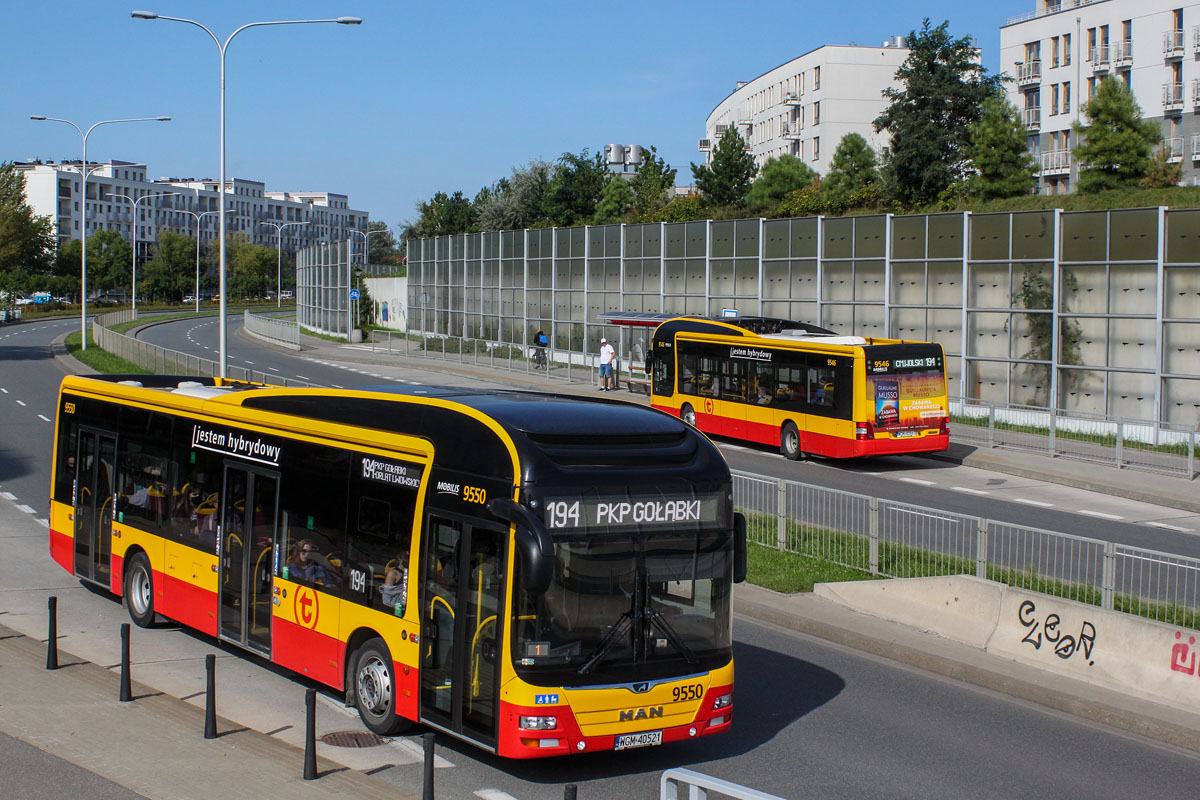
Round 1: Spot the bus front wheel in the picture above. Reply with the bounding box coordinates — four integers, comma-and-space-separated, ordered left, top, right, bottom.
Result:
781, 422, 804, 461
353, 638, 411, 736
124, 552, 157, 628
680, 404, 697, 426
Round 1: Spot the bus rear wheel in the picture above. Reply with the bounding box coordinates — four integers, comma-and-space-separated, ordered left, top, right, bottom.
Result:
680, 404, 697, 426
781, 422, 804, 461
124, 552, 157, 628
353, 638, 411, 736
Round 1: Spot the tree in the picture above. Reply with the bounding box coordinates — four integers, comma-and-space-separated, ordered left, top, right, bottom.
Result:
874, 19, 1004, 208
966, 94, 1038, 200
0, 162, 55, 291
629, 146, 678, 217
86, 230, 132, 296
745, 155, 817, 213
822, 134, 881, 209
1072, 77, 1162, 193
594, 177, 635, 223
225, 237, 275, 299
547, 149, 608, 226
474, 161, 553, 231
690, 126, 757, 207
141, 230, 197, 302
366, 220, 399, 265
1142, 143, 1183, 188
404, 191, 476, 238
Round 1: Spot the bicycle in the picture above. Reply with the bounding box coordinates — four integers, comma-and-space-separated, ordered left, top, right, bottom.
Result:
531, 346, 547, 370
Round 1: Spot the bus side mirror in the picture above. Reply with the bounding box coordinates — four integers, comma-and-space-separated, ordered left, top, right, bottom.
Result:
733, 512, 747, 584
488, 498, 554, 595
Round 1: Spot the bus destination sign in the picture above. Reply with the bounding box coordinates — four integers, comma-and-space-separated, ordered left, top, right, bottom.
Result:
541, 493, 724, 533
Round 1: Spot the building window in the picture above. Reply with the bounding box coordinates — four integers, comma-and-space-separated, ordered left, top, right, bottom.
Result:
812, 137, 820, 161
1064, 33, 1071, 64
1087, 76, 1096, 101
813, 101, 820, 124
1051, 36, 1060, 68
1086, 27, 1095, 60
1063, 82, 1071, 114
813, 66, 820, 90
1051, 84, 1060, 115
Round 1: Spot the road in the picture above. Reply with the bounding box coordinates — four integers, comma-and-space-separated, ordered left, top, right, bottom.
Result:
4, 314, 1200, 799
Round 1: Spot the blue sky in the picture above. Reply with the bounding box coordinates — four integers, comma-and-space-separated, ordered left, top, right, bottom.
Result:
3, 0, 1026, 232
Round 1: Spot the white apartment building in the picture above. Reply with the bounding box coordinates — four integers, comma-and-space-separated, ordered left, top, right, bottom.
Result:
699, 40, 911, 175
16, 158, 368, 263
1001, 0, 1200, 193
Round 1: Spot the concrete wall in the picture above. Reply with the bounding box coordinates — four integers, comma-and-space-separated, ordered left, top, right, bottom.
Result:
817, 575, 1200, 715
365, 276, 407, 330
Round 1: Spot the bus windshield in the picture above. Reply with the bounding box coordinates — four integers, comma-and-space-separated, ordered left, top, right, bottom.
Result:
863, 344, 947, 432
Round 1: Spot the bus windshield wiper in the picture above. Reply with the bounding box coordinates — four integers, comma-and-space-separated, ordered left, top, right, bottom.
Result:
647, 608, 698, 665
578, 611, 633, 675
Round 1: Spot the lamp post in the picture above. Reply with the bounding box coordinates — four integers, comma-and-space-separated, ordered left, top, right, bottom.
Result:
181, 208, 234, 312
132, 10, 361, 379
30, 114, 170, 349
112, 191, 179, 314
348, 227, 390, 329
262, 220, 310, 307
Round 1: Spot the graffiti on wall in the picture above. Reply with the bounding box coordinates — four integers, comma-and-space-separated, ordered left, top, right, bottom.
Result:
1017, 599, 1097, 666
1170, 632, 1200, 675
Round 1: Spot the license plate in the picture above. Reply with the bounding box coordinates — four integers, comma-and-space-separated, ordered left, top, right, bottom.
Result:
615, 730, 663, 750
893, 430, 918, 438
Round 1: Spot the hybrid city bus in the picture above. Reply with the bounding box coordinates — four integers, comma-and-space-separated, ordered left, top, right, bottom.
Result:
646, 316, 949, 459
50, 374, 745, 758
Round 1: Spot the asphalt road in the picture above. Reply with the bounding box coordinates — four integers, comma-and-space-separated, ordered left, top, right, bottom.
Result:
5, 314, 1200, 799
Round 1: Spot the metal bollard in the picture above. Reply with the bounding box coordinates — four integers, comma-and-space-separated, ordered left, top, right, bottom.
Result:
423, 731, 436, 800
46, 596, 58, 670
204, 654, 217, 739
119, 623, 132, 701
303, 688, 317, 780
565, 784, 578, 800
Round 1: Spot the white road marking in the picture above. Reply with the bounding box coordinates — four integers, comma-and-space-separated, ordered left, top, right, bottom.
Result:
891, 507, 964, 523
37, 519, 49, 528
1013, 498, 1054, 508
475, 791, 520, 800
16, 400, 26, 406
295, 375, 310, 380
952, 486, 990, 495
17, 504, 37, 514
1145, 521, 1193, 532
38, 414, 51, 422
1, 491, 16, 501
1077, 509, 1123, 520
267, 366, 280, 372
0, 388, 8, 393
331, 384, 344, 389
899, 477, 935, 486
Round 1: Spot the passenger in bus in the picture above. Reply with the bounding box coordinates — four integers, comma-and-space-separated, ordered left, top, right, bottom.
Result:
287, 538, 338, 586
380, 553, 408, 614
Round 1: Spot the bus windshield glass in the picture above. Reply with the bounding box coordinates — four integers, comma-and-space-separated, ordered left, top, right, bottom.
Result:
863, 344, 947, 432
513, 489, 733, 687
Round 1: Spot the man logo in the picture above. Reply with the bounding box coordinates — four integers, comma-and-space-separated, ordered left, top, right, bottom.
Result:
619, 706, 663, 722
631, 682, 650, 693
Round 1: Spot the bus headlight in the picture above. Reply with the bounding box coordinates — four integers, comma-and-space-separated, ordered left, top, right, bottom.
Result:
712, 693, 732, 710
519, 715, 558, 730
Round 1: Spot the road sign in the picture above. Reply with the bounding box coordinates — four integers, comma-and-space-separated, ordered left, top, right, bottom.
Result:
349, 289, 361, 300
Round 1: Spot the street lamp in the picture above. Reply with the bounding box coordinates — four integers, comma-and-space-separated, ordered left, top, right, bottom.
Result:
262, 220, 310, 307
348, 227, 391, 331
112, 191, 179, 314
30, 114, 171, 349
181, 208, 235, 312
132, 10, 362, 379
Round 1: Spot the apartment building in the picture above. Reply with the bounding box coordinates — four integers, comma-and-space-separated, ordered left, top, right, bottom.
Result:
1001, 0, 1200, 193
699, 40, 910, 175
16, 159, 368, 262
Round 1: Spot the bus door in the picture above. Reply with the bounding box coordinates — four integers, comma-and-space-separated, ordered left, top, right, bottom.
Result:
73, 428, 116, 586
218, 464, 278, 655
720, 358, 748, 438
420, 514, 506, 747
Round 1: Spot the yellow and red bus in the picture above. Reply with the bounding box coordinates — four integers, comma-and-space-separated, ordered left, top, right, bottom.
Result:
50, 374, 745, 757
646, 316, 949, 459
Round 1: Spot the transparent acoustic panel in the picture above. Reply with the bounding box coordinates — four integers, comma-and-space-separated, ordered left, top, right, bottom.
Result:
664, 261, 686, 293
821, 303, 854, 332
1163, 322, 1200, 376
967, 311, 1010, 358
853, 304, 884, 337
853, 215, 887, 259
623, 260, 643, 293
449, 286, 465, 312
734, 258, 759, 296
1010, 211, 1056, 260
1108, 263, 1156, 315
624, 225, 642, 258
663, 295, 689, 314
467, 233, 481, 260
501, 230, 523, 259
823, 261, 854, 302
964, 359, 1008, 402
711, 221, 735, 258
1011, 262, 1053, 309
1108, 318, 1156, 369
926, 213, 965, 259
451, 261, 465, 287
822, 217, 853, 259
1061, 211, 1107, 263
569, 291, 586, 322
1108, 208, 1158, 262
890, 307, 928, 341
1010, 361, 1051, 407
969, 212, 1011, 261
604, 225, 622, 257
854, 260, 885, 302
926, 261, 962, 306
1107, 371, 1156, 420
790, 260, 817, 299
642, 258, 662, 294
890, 261, 928, 305
1059, 265, 1105, 314
483, 260, 500, 287
710, 259, 734, 297
1162, 377, 1200, 425
685, 221, 707, 257
643, 223, 661, 257
604, 259, 621, 291
763, 261, 790, 299
929, 308, 962, 355
735, 219, 758, 257
1165, 209, 1200, 265
686, 260, 707, 294
890, 214, 926, 260
664, 222, 686, 258
763, 219, 790, 259
945, 355, 962, 399
1066, 315, 1106, 367
1009, 311, 1052, 360
1164, 266, 1200, 318
451, 236, 465, 260
790, 217, 818, 258
968, 261, 1012, 308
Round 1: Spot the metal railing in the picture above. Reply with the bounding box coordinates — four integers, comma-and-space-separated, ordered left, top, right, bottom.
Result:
1021, 107, 1041, 129
950, 396, 1197, 479
1016, 60, 1041, 85
661, 769, 786, 800
1164, 29, 1185, 56
1164, 82, 1185, 109
732, 467, 1200, 629
244, 310, 300, 350
1040, 150, 1071, 174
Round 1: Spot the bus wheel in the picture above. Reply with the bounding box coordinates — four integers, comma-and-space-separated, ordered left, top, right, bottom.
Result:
124, 552, 156, 628
680, 404, 697, 426
780, 422, 804, 461
354, 638, 411, 736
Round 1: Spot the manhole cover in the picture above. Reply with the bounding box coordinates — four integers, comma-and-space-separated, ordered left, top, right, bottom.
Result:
321, 730, 391, 748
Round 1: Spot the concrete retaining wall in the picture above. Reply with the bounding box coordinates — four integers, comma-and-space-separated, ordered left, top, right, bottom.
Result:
815, 576, 1200, 715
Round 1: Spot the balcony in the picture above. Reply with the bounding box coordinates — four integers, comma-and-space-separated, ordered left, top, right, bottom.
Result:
1090, 45, 1110, 71
1016, 59, 1042, 86
782, 92, 803, 106
697, 138, 711, 152
1040, 150, 1071, 176
1163, 29, 1184, 58
1164, 82, 1184, 112
1167, 137, 1184, 162
1192, 134, 1200, 160
1021, 107, 1041, 130
1193, 79, 1200, 106
1195, 25, 1200, 51
1113, 40, 1133, 66
781, 122, 803, 140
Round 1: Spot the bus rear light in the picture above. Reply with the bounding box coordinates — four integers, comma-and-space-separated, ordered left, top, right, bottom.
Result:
939, 417, 950, 436
856, 422, 874, 440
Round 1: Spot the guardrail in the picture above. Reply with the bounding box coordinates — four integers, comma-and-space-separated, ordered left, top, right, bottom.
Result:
661, 768, 787, 800
91, 310, 316, 387
733, 468, 1200, 630
244, 310, 300, 350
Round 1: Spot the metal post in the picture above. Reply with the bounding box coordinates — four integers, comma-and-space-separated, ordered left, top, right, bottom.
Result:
1048, 408, 1057, 457
422, 732, 436, 800
988, 403, 996, 449
1189, 427, 1196, 479
119, 623, 132, 702
1101, 540, 1116, 610
776, 479, 787, 551
204, 654, 217, 739
976, 518, 988, 579
303, 687, 317, 779
46, 596, 58, 670
1115, 419, 1124, 469
868, 496, 880, 575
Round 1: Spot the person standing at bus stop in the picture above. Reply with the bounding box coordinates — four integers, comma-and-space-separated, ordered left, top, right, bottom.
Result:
599, 337, 615, 391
